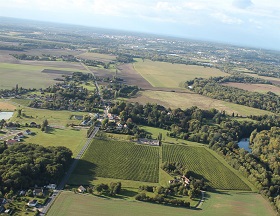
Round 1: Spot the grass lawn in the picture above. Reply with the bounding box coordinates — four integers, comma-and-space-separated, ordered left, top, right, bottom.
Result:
0, 62, 86, 89
47, 191, 276, 216
130, 90, 273, 116
133, 59, 228, 88
23, 128, 87, 157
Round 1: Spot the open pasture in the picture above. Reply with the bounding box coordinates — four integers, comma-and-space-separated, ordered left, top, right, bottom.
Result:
129, 90, 272, 116
70, 139, 159, 184
47, 190, 276, 216
133, 59, 229, 88
0, 62, 86, 89
162, 144, 251, 190
222, 82, 280, 96
77, 52, 116, 62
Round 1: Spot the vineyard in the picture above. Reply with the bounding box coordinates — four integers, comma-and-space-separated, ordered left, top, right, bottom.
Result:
162, 144, 251, 190
73, 139, 159, 183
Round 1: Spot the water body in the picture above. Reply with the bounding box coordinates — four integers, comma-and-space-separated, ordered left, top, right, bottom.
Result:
238, 138, 252, 153
0, 112, 14, 120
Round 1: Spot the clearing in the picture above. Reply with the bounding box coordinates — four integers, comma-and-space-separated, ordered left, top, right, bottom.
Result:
133, 59, 229, 88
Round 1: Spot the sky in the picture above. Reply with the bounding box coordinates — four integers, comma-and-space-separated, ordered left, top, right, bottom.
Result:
0, 0, 280, 50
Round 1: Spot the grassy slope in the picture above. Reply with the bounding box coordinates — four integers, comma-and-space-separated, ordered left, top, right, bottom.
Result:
133, 59, 228, 88
131, 90, 272, 116
47, 191, 276, 216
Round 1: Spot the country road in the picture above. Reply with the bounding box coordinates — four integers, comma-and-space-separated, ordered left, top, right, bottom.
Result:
40, 127, 99, 215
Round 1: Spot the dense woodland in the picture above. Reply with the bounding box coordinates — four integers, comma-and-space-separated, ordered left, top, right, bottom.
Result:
0, 144, 72, 197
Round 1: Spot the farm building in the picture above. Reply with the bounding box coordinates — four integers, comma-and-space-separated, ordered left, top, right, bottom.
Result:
77, 185, 86, 193
27, 199, 38, 207
138, 138, 160, 146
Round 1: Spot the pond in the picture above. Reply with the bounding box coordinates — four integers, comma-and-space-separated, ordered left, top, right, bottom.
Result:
238, 138, 251, 153
0, 112, 14, 120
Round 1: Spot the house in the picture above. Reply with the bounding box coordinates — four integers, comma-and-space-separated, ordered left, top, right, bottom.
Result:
33, 188, 44, 196
19, 190, 26, 196
0, 205, 5, 213
27, 199, 38, 207
30, 122, 37, 127
46, 184, 56, 190
24, 129, 32, 135
77, 185, 86, 193
17, 132, 24, 138
6, 139, 17, 145
0, 198, 6, 205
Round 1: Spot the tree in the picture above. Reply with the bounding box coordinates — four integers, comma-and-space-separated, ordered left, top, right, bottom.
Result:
41, 119, 49, 132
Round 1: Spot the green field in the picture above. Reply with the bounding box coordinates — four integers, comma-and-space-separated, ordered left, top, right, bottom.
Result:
133, 59, 229, 88
130, 90, 273, 116
70, 139, 159, 184
162, 144, 251, 190
23, 128, 87, 157
0, 62, 86, 89
47, 191, 276, 216
77, 52, 116, 61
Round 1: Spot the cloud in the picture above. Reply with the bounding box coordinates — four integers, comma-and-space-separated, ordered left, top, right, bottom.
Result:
211, 12, 243, 24
232, 0, 253, 9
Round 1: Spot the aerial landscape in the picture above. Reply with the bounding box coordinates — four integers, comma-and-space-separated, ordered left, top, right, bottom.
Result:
0, 0, 279, 216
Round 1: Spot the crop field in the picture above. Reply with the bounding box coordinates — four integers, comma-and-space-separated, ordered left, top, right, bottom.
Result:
47, 191, 276, 216
247, 73, 280, 85
77, 52, 116, 62
222, 82, 280, 96
71, 139, 159, 183
162, 144, 251, 190
0, 62, 86, 89
133, 59, 229, 88
129, 90, 272, 116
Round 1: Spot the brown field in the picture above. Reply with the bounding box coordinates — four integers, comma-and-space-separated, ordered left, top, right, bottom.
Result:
0, 101, 16, 111
0, 50, 20, 63
223, 82, 280, 95
128, 90, 272, 116
24, 49, 84, 56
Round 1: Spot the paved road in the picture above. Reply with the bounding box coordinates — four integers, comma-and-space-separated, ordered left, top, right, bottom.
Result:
40, 127, 99, 215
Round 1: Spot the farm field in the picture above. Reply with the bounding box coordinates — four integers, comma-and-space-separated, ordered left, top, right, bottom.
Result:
23, 128, 87, 157
222, 82, 280, 96
162, 144, 251, 190
129, 90, 272, 116
247, 73, 280, 85
133, 59, 229, 88
77, 52, 116, 62
0, 62, 87, 89
47, 191, 276, 216
0, 100, 16, 111
70, 139, 159, 184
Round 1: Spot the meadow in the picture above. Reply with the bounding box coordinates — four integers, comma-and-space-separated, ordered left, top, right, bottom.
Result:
129, 90, 272, 116
47, 191, 276, 216
162, 144, 251, 190
133, 59, 228, 88
0, 62, 87, 89
70, 139, 160, 184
